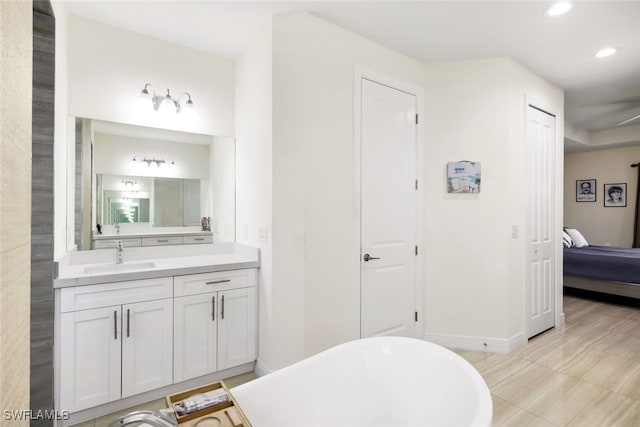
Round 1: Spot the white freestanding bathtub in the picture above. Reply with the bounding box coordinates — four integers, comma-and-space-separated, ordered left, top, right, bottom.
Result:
231, 336, 492, 427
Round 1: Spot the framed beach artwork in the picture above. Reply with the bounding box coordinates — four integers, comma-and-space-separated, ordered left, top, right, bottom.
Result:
576, 179, 596, 202
447, 161, 481, 194
604, 183, 626, 207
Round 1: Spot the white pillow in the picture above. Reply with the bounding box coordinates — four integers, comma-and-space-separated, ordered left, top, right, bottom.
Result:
565, 228, 588, 248
562, 230, 575, 248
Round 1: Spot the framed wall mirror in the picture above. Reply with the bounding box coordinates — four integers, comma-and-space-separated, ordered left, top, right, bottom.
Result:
70, 118, 235, 250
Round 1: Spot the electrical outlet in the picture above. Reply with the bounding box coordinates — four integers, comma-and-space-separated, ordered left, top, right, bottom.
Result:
258, 226, 269, 243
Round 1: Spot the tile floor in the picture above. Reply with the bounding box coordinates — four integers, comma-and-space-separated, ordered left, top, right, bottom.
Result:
455, 294, 640, 426
72, 294, 640, 426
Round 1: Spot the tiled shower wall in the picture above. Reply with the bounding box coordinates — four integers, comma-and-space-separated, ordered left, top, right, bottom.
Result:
0, 0, 34, 425
31, 1, 56, 425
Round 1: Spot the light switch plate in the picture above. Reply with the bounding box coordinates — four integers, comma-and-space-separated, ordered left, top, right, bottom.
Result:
258, 226, 269, 243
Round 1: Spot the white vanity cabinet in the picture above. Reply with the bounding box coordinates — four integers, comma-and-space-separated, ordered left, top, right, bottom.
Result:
93, 238, 142, 249
141, 236, 183, 246
173, 270, 257, 382
58, 277, 174, 412
92, 233, 213, 249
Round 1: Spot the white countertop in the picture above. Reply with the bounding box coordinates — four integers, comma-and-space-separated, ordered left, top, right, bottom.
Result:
93, 230, 213, 240
54, 243, 260, 288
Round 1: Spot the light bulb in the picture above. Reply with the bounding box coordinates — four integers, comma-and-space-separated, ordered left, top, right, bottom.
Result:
158, 95, 175, 114
136, 86, 153, 110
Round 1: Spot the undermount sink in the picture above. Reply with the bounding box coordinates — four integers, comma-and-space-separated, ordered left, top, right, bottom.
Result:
83, 261, 157, 275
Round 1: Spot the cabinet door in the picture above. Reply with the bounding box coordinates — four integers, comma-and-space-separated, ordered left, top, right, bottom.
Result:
174, 293, 218, 382
218, 287, 257, 370
121, 299, 173, 397
59, 306, 121, 412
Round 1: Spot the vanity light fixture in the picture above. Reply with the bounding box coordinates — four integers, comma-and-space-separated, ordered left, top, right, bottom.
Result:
139, 83, 195, 114
132, 155, 175, 167
545, 2, 572, 17
122, 179, 137, 187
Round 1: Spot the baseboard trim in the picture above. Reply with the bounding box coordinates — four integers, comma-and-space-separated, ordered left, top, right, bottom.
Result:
423, 331, 526, 354
254, 358, 273, 377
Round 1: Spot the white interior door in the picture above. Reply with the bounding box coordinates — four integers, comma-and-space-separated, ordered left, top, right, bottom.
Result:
526, 105, 556, 338
361, 78, 417, 338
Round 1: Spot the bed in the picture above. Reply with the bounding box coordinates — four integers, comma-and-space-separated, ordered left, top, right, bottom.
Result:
563, 245, 640, 299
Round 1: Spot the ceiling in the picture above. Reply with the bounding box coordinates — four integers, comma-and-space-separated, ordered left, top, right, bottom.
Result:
65, 1, 640, 144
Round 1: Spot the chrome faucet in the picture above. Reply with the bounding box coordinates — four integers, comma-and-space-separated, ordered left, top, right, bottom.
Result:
116, 240, 124, 264
107, 410, 177, 427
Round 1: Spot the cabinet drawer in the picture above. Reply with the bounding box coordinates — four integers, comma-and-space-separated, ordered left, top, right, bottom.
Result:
60, 277, 173, 312
93, 238, 141, 249
182, 235, 213, 245
174, 269, 257, 296
141, 236, 183, 246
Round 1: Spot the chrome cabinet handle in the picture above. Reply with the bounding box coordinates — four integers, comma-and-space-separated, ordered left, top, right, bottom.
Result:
212, 296, 216, 321
114, 310, 118, 340
206, 279, 231, 285
194, 238, 205, 241
363, 254, 380, 262
126, 309, 130, 337
157, 239, 169, 243
221, 295, 225, 320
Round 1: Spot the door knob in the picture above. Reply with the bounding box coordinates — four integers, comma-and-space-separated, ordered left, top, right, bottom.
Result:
363, 254, 380, 262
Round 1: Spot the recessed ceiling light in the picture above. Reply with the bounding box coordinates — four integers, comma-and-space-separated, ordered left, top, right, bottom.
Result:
595, 47, 617, 58
545, 2, 573, 17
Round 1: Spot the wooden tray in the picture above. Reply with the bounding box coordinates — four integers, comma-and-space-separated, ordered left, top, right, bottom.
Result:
166, 381, 252, 426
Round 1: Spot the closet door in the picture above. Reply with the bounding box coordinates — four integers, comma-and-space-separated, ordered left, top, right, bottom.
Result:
526, 105, 556, 338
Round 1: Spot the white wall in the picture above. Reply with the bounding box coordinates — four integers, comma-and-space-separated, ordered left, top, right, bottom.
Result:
422, 58, 563, 347
565, 146, 639, 247
421, 57, 564, 346
67, 15, 235, 137
272, 13, 428, 359
422, 58, 514, 343
234, 20, 276, 372
269, 13, 565, 363
53, 1, 70, 260
211, 136, 236, 242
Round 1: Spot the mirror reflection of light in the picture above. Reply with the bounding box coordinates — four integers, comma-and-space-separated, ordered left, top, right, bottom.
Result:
545, 2, 572, 17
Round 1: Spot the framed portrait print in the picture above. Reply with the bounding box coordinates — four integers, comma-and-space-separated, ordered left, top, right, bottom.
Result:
576, 179, 596, 202
604, 183, 627, 207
